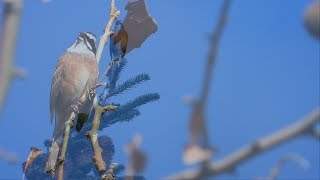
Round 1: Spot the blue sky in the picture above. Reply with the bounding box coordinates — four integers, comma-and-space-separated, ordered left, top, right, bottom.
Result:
0, 0, 319, 179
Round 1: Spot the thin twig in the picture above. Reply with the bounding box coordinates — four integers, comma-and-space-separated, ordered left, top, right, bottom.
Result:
268, 154, 309, 180
56, 89, 91, 178
56, 112, 75, 180
0, 0, 23, 118
199, 0, 231, 158
200, 0, 231, 105
97, 0, 120, 83
96, 0, 119, 66
166, 108, 320, 179
86, 97, 117, 179
185, 0, 231, 170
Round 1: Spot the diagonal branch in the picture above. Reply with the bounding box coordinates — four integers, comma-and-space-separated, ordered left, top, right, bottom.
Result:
97, 0, 120, 83
184, 0, 232, 169
268, 154, 309, 180
96, 0, 119, 65
199, 0, 231, 153
167, 108, 320, 179
200, 0, 231, 105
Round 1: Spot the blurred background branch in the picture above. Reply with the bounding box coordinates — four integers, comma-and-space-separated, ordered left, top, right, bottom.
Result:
0, 148, 17, 164
199, 0, 231, 149
167, 108, 320, 179
267, 154, 309, 180
184, 0, 231, 168
304, 1, 320, 40
125, 134, 147, 178
0, 0, 24, 118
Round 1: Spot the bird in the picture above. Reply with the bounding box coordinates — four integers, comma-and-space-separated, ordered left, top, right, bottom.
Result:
99, 20, 128, 82
109, 20, 128, 64
46, 32, 98, 173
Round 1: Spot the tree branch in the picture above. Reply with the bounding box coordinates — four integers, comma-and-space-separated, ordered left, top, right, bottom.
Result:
84, 1, 120, 179
57, 100, 79, 179
86, 97, 117, 179
166, 108, 320, 179
0, 0, 23, 118
96, 0, 119, 66
268, 154, 309, 180
184, 0, 231, 168
56, 113, 75, 180
200, 0, 231, 105
199, 0, 231, 156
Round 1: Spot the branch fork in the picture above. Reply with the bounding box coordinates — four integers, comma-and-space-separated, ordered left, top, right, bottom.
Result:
86, 98, 117, 178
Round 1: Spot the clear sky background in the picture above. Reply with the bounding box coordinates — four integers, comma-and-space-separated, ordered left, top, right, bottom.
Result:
0, 0, 319, 179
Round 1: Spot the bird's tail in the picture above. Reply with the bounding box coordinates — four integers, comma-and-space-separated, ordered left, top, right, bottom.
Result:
76, 113, 89, 132
45, 136, 62, 174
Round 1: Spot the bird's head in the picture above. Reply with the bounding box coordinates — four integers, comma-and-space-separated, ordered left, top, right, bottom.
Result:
75, 32, 97, 55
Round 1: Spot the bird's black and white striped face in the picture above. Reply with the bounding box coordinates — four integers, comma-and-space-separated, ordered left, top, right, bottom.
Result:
67, 32, 97, 56
78, 32, 97, 55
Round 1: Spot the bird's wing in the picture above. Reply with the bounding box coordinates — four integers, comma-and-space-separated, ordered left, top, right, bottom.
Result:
68, 55, 98, 114
113, 28, 128, 55
50, 53, 98, 125
119, 28, 128, 55
50, 54, 67, 123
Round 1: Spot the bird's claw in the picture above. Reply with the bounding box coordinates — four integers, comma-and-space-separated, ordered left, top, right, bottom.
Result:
88, 88, 96, 100
94, 82, 108, 88
71, 99, 84, 113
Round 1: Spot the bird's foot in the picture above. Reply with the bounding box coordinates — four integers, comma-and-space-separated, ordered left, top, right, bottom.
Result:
88, 88, 96, 101
94, 82, 108, 89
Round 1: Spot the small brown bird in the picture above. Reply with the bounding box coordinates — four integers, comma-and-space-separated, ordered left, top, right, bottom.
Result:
110, 20, 128, 62
46, 32, 98, 173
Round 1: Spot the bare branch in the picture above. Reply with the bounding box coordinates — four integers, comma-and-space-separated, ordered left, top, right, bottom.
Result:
200, 0, 231, 104
268, 154, 309, 180
0, 0, 23, 117
56, 112, 75, 180
125, 134, 147, 177
96, 0, 119, 66
166, 108, 320, 179
184, 0, 232, 169
83, 1, 120, 176
86, 97, 117, 179
311, 129, 320, 140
